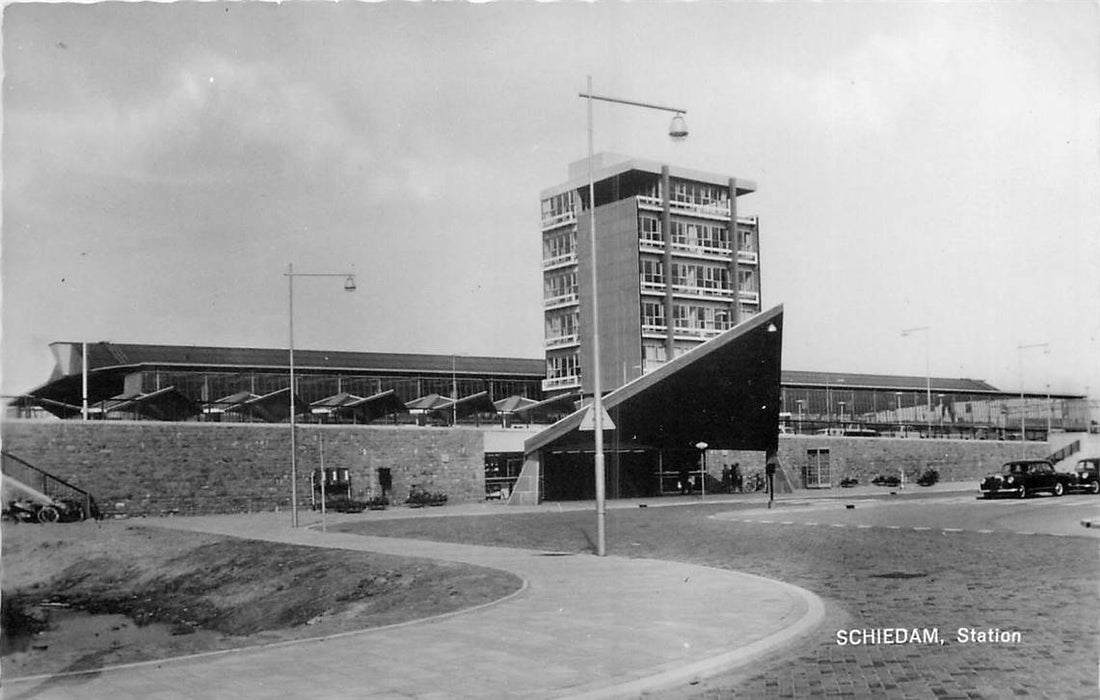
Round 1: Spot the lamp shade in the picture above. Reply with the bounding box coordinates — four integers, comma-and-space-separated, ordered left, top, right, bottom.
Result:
668, 113, 689, 140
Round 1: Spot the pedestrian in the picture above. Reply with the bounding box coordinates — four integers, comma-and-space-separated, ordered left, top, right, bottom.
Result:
679, 464, 691, 494
721, 465, 731, 494
732, 462, 743, 493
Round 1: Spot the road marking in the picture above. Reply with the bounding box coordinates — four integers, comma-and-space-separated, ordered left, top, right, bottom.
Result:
942, 528, 962, 532
912, 526, 931, 531
830, 524, 846, 528
976, 529, 994, 534
804, 522, 818, 526
856, 525, 872, 529
781, 521, 794, 525
886, 526, 901, 530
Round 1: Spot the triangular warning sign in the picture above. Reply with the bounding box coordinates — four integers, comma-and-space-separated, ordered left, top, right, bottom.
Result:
579, 404, 616, 431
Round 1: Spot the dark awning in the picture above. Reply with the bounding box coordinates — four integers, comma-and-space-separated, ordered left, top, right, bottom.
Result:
525, 305, 784, 455
405, 393, 453, 412
450, 391, 496, 418
332, 390, 408, 423
102, 386, 201, 422
227, 387, 302, 423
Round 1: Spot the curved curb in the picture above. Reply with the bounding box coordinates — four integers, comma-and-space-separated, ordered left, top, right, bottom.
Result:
562, 571, 827, 699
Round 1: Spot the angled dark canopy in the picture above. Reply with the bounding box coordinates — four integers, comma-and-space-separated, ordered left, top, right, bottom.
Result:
526, 305, 784, 455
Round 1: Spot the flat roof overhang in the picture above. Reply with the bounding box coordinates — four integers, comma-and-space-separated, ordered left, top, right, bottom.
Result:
525, 305, 784, 456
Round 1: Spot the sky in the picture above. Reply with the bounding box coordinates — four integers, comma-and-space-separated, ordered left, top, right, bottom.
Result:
2, 1, 1098, 401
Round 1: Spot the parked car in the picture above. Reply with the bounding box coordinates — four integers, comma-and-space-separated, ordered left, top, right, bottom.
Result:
916, 468, 940, 487
1066, 458, 1100, 495
872, 474, 901, 487
979, 459, 1073, 499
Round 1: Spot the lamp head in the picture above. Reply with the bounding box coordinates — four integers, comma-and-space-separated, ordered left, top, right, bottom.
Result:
668, 113, 688, 140
344, 276, 357, 292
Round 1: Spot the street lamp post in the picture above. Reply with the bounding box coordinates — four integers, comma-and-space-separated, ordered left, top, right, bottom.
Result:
286, 263, 357, 528
901, 326, 932, 434
694, 442, 708, 498
1016, 341, 1049, 452
581, 76, 688, 557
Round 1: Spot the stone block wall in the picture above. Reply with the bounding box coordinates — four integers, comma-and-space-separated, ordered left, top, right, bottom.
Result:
1, 420, 485, 517
775, 435, 1050, 488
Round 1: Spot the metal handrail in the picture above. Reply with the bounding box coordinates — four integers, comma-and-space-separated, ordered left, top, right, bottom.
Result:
1, 450, 99, 519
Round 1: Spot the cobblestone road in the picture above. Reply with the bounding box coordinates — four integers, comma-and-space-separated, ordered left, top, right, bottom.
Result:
654, 517, 1098, 699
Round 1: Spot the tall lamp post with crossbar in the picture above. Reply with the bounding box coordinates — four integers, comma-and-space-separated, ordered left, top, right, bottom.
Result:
581, 76, 688, 556
286, 264, 357, 527
901, 326, 932, 434
1016, 341, 1049, 454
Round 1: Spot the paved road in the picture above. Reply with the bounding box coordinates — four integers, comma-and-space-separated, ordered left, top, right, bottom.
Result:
3, 512, 825, 700
680, 493, 1100, 699
714, 492, 1100, 538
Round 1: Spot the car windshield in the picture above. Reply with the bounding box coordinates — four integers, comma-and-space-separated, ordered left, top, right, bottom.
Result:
1077, 461, 1097, 473
1002, 463, 1029, 475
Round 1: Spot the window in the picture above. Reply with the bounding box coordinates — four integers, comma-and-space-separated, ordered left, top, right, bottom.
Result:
541, 192, 575, 220
738, 268, 757, 292
640, 258, 664, 286
640, 216, 663, 243
545, 271, 577, 298
642, 301, 665, 327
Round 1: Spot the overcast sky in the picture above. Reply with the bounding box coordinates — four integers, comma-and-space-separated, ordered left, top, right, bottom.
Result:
3, 2, 1098, 400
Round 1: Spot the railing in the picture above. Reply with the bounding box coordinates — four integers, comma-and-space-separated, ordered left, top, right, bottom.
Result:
669, 241, 732, 258
542, 252, 577, 270
542, 375, 581, 391
671, 284, 734, 300
1, 450, 99, 520
545, 333, 580, 348
737, 251, 759, 265
739, 290, 760, 304
672, 326, 724, 339
1048, 440, 1080, 464
541, 211, 576, 230
543, 292, 579, 309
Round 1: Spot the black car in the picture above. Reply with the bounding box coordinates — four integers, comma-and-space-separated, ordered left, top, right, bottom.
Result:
1066, 458, 1100, 495
979, 459, 1073, 499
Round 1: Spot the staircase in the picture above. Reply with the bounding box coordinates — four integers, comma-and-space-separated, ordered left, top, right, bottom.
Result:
1, 450, 100, 520
1047, 440, 1081, 466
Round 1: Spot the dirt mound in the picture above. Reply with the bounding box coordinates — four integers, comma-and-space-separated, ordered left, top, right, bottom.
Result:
1, 520, 521, 677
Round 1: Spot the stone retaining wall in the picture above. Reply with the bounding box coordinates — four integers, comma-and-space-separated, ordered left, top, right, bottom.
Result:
712, 436, 1051, 489
1, 420, 484, 517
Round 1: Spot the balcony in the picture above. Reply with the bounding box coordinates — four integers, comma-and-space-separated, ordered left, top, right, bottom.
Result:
542, 375, 581, 391
737, 250, 759, 265
671, 284, 734, 300
738, 290, 760, 304
545, 333, 580, 349
669, 241, 732, 260
543, 251, 577, 270
673, 326, 725, 340
541, 210, 577, 230
544, 291, 579, 309
642, 323, 668, 337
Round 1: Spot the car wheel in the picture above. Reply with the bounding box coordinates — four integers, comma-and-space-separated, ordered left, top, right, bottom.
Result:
1052, 482, 1064, 497
37, 506, 60, 524
1090, 481, 1099, 495
1017, 486, 1027, 499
